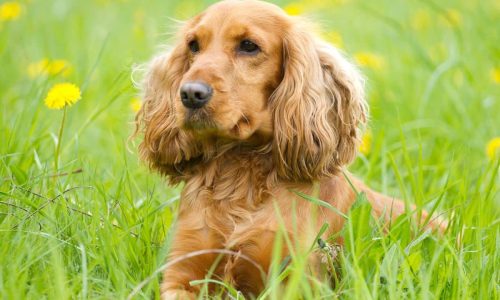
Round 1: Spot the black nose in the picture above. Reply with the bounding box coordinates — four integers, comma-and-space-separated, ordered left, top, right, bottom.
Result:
180, 81, 213, 109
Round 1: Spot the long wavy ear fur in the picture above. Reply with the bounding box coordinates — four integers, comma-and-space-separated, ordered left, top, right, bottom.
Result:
134, 44, 201, 182
270, 22, 368, 182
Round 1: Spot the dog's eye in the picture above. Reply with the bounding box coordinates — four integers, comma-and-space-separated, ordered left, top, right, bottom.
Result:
238, 39, 260, 55
188, 40, 200, 53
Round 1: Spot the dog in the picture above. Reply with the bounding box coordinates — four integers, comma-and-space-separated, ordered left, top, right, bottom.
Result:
134, 0, 446, 298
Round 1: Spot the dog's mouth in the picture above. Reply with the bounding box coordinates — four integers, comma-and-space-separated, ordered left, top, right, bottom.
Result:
183, 111, 251, 140
183, 108, 217, 131
182, 108, 267, 143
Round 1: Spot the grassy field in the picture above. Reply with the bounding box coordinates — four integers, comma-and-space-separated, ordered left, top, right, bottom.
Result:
1, 0, 499, 299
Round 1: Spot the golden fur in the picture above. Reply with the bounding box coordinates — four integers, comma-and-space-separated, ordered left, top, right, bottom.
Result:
135, 1, 446, 298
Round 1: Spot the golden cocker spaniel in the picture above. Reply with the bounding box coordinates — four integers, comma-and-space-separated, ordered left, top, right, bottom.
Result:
135, 0, 446, 298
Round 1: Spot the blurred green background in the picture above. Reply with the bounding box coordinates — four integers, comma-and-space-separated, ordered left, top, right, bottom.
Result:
0, 0, 498, 299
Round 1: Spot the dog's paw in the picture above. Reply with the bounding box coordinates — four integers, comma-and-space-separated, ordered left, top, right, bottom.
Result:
161, 289, 196, 300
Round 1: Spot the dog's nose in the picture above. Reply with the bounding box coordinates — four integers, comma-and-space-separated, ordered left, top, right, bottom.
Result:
180, 81, 213, 109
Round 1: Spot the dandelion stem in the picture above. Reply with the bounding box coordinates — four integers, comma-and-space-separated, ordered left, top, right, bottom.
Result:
54, 106, 67, 171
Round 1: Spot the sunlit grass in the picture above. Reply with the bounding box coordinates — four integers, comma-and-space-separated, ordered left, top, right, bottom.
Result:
0, 0, 498, 299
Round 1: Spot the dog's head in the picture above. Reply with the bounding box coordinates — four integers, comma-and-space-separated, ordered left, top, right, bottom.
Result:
136, 0, 367, 182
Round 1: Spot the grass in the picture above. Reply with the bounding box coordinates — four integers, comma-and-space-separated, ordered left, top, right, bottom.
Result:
0, 0, 498, 299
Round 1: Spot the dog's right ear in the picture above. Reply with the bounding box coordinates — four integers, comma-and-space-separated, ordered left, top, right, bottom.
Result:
134, 45, 201, 182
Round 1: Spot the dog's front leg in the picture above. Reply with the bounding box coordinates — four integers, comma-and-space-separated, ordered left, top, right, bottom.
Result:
161, 211, 224, 300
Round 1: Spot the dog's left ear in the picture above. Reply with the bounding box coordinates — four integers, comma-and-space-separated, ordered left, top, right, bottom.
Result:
270, 23, 368, 181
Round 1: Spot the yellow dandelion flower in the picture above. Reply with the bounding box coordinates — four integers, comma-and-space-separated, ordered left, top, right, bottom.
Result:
490, 67, 500, 84
130, 97, 142, 112
324, 31, 344, 48
28, 59, 50, 78
411, 9, 431, 30
134, 9, 145, 24
427, 42, 447, 62
354, 52, 385, 70
284, 3, 304, 16
44, 83, 81, 110
0, 1, 22, 21
359, 131, 372, 155
48, 59, 72, 76
442, 9, 462, 28
28, 59, 73, 78
486, 137, 500, 160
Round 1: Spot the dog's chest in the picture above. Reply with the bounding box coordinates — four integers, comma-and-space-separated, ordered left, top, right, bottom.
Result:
181, 165, 273, 238
179, 152, 280, 241
186, 180, 268, 231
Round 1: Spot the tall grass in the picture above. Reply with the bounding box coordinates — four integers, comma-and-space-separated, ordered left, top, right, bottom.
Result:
0, 0, 498, 299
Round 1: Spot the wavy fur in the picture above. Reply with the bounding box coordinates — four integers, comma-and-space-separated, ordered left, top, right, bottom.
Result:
134, 1, 446, 299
